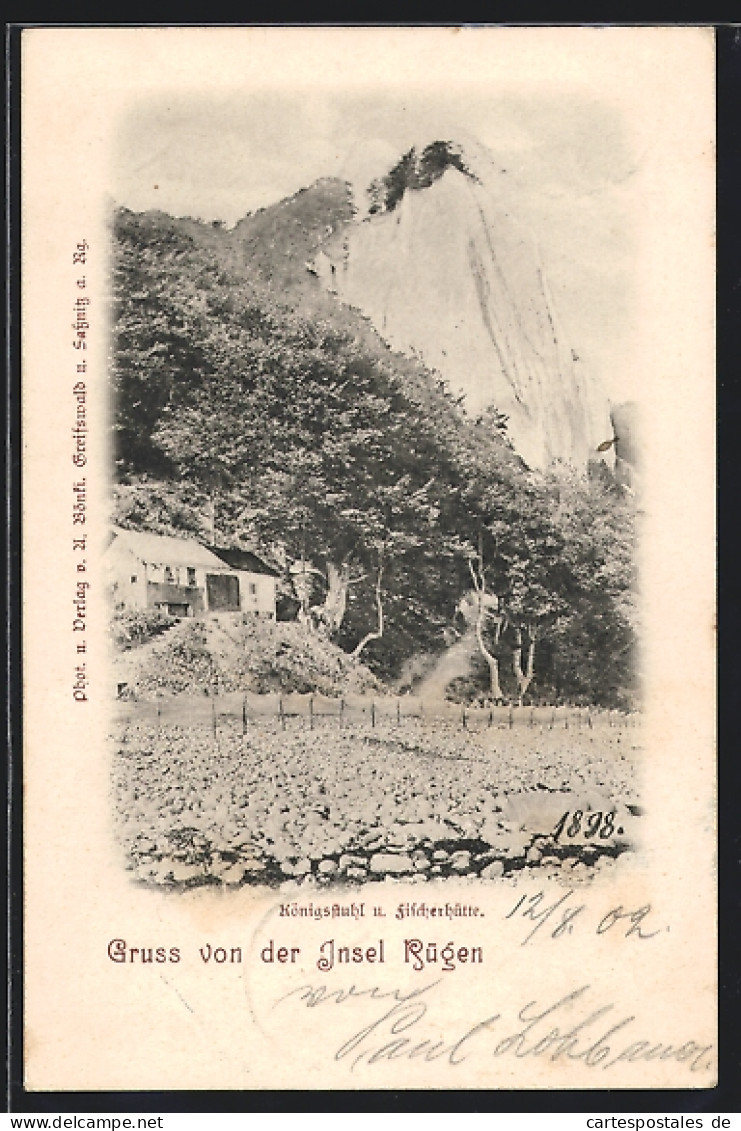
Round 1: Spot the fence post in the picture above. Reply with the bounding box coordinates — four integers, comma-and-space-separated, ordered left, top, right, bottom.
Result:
211, 692, 217, 741
530, 708, 535, 728
396, 699, 401, 725
550, 708, 555, 730
242, 694, 247, 736
371, 701, 376, 728
488, 708, 493, 728
279, 696, 285, 731
508, 705, 514, 729
309, 697, 314, 731
461, 706, 467, 730
339, 698, 345, 729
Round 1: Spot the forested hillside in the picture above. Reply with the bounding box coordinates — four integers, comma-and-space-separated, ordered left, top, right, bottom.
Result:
110, 200, 638, 707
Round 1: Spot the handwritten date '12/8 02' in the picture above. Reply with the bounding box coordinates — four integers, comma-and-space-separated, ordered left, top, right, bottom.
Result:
505, 890, 664, 946
552, 810, 622, 840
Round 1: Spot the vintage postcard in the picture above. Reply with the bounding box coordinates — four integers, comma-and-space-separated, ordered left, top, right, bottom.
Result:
20, 26, 716, 1092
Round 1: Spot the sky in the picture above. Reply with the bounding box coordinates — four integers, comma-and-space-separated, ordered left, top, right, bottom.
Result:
113, 89, 644, 403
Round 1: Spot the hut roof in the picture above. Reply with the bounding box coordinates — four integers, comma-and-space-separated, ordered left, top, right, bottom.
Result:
206, 545, 279, 576
108, 528, 228, 569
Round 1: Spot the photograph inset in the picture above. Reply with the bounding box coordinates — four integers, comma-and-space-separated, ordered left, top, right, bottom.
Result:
107, 96, 642, 892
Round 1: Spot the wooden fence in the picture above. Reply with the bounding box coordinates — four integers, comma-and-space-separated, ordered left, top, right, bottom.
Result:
114, 690, 638, 735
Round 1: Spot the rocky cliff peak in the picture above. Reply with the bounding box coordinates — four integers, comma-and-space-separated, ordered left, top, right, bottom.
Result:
365, 140, 478, 216
310, 139, 613, 471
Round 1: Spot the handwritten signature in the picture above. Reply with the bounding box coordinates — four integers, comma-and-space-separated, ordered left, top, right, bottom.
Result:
273, 979, 714, 1075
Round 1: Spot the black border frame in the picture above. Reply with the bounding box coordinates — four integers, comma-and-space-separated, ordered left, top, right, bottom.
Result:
5, 20, 739, 1114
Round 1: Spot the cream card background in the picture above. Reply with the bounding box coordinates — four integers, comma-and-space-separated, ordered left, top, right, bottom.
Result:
21, 26, 716, 1091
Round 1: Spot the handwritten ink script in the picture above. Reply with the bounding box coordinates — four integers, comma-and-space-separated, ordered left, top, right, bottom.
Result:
503, 888, 664, 946
246, 883, 711, 1080
272, 979, 715, 1077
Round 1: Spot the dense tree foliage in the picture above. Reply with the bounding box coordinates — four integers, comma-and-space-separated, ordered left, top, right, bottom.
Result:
110, 204, 638, 706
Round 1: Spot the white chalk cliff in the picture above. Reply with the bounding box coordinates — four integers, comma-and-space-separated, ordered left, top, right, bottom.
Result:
312, 143, 613, 471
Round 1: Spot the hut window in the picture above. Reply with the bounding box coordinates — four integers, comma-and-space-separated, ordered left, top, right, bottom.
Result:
130, 574, 137, 584
187, 567, 196, 586
164, 566, 174, 583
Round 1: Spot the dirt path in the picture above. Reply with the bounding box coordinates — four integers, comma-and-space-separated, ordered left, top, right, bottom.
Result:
413, 627, 478, 700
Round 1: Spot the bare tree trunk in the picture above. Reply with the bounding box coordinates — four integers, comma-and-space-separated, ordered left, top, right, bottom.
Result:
292, 555, 323, 626
512, 625, 537, 705
206, 494, 216, 545
469, 558, 505, 702
352, 561, 384, 659
525, 633, 536, 686
312, 560, 350, 637
476, 616, 503, 700
512, 626, 525, 706
485, 650, 504, 700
